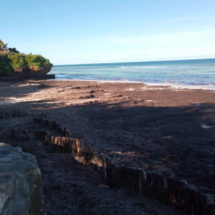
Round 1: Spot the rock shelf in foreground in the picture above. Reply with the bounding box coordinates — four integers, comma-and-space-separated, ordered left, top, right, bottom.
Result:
0, 143, 44, 215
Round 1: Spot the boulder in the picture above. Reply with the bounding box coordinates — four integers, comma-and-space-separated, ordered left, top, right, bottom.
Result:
0, 143, 44, 215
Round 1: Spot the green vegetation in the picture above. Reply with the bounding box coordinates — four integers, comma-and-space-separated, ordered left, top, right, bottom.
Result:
0, 54, 12, 72
7, 53, 27, 71
0, 39, 7, 51
25, 54, 51, 69
8, 47, 19, 53
0, 39, 52, 77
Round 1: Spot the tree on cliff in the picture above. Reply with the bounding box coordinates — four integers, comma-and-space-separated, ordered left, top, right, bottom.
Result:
0, 39, 19, 53
0, 39, 8, 51
8, 47, 19, 53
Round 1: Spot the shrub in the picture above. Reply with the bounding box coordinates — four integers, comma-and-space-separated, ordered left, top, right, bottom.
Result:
0, 54, 12, 72
8, 47, 19, 53
7, 53, 27, 71
0, 39, 7, 51
25, 54, 52, 69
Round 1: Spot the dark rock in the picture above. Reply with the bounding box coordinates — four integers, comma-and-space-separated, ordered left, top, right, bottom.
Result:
80, 94, 95, 99
72, 86, 81, 89
35, 130, 50, 141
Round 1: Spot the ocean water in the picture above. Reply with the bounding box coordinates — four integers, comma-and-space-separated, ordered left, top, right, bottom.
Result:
50, 58, 215, 90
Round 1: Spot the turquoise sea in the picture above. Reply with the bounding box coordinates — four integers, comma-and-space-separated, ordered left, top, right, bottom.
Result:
50, 58, 215, 90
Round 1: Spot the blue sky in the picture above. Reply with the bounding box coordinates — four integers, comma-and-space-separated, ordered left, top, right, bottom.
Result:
1, 0, 215, 65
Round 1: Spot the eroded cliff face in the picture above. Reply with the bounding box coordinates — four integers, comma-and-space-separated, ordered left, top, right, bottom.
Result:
0, 143, 45, 215
0, 65, 52, 77
5, 65, 53, 77
27, 65, 52, 76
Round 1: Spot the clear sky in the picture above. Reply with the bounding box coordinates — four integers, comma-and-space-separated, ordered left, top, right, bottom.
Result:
1, 0, 215, 65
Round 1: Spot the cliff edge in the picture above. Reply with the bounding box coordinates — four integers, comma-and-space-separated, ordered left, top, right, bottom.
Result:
0, 39, 53, 77
0, 53, 53, 77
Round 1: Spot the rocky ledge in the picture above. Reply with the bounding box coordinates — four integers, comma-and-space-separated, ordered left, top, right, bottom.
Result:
0, 52, 53, 78
0, 64, 52, 78
0, 143, 44, 215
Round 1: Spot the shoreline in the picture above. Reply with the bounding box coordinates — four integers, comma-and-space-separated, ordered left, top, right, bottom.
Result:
50, 58, 215, 92
49, 77, 215, 91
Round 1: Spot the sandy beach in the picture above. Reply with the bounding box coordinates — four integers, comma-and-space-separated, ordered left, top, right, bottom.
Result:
1, 80, 215, 214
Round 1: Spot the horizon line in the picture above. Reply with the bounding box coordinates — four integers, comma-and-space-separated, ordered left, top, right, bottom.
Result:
53, 57, 215, 67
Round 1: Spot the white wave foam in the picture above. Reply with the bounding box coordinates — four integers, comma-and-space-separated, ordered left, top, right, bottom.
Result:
53, 77, 215, 91
146, 82, 215, 91
119, 66, 166, 69
201, 124, 212, 129
133, 66, 167, 69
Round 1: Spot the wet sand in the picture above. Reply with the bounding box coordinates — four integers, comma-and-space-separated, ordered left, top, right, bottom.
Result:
1, 80, 215, 214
